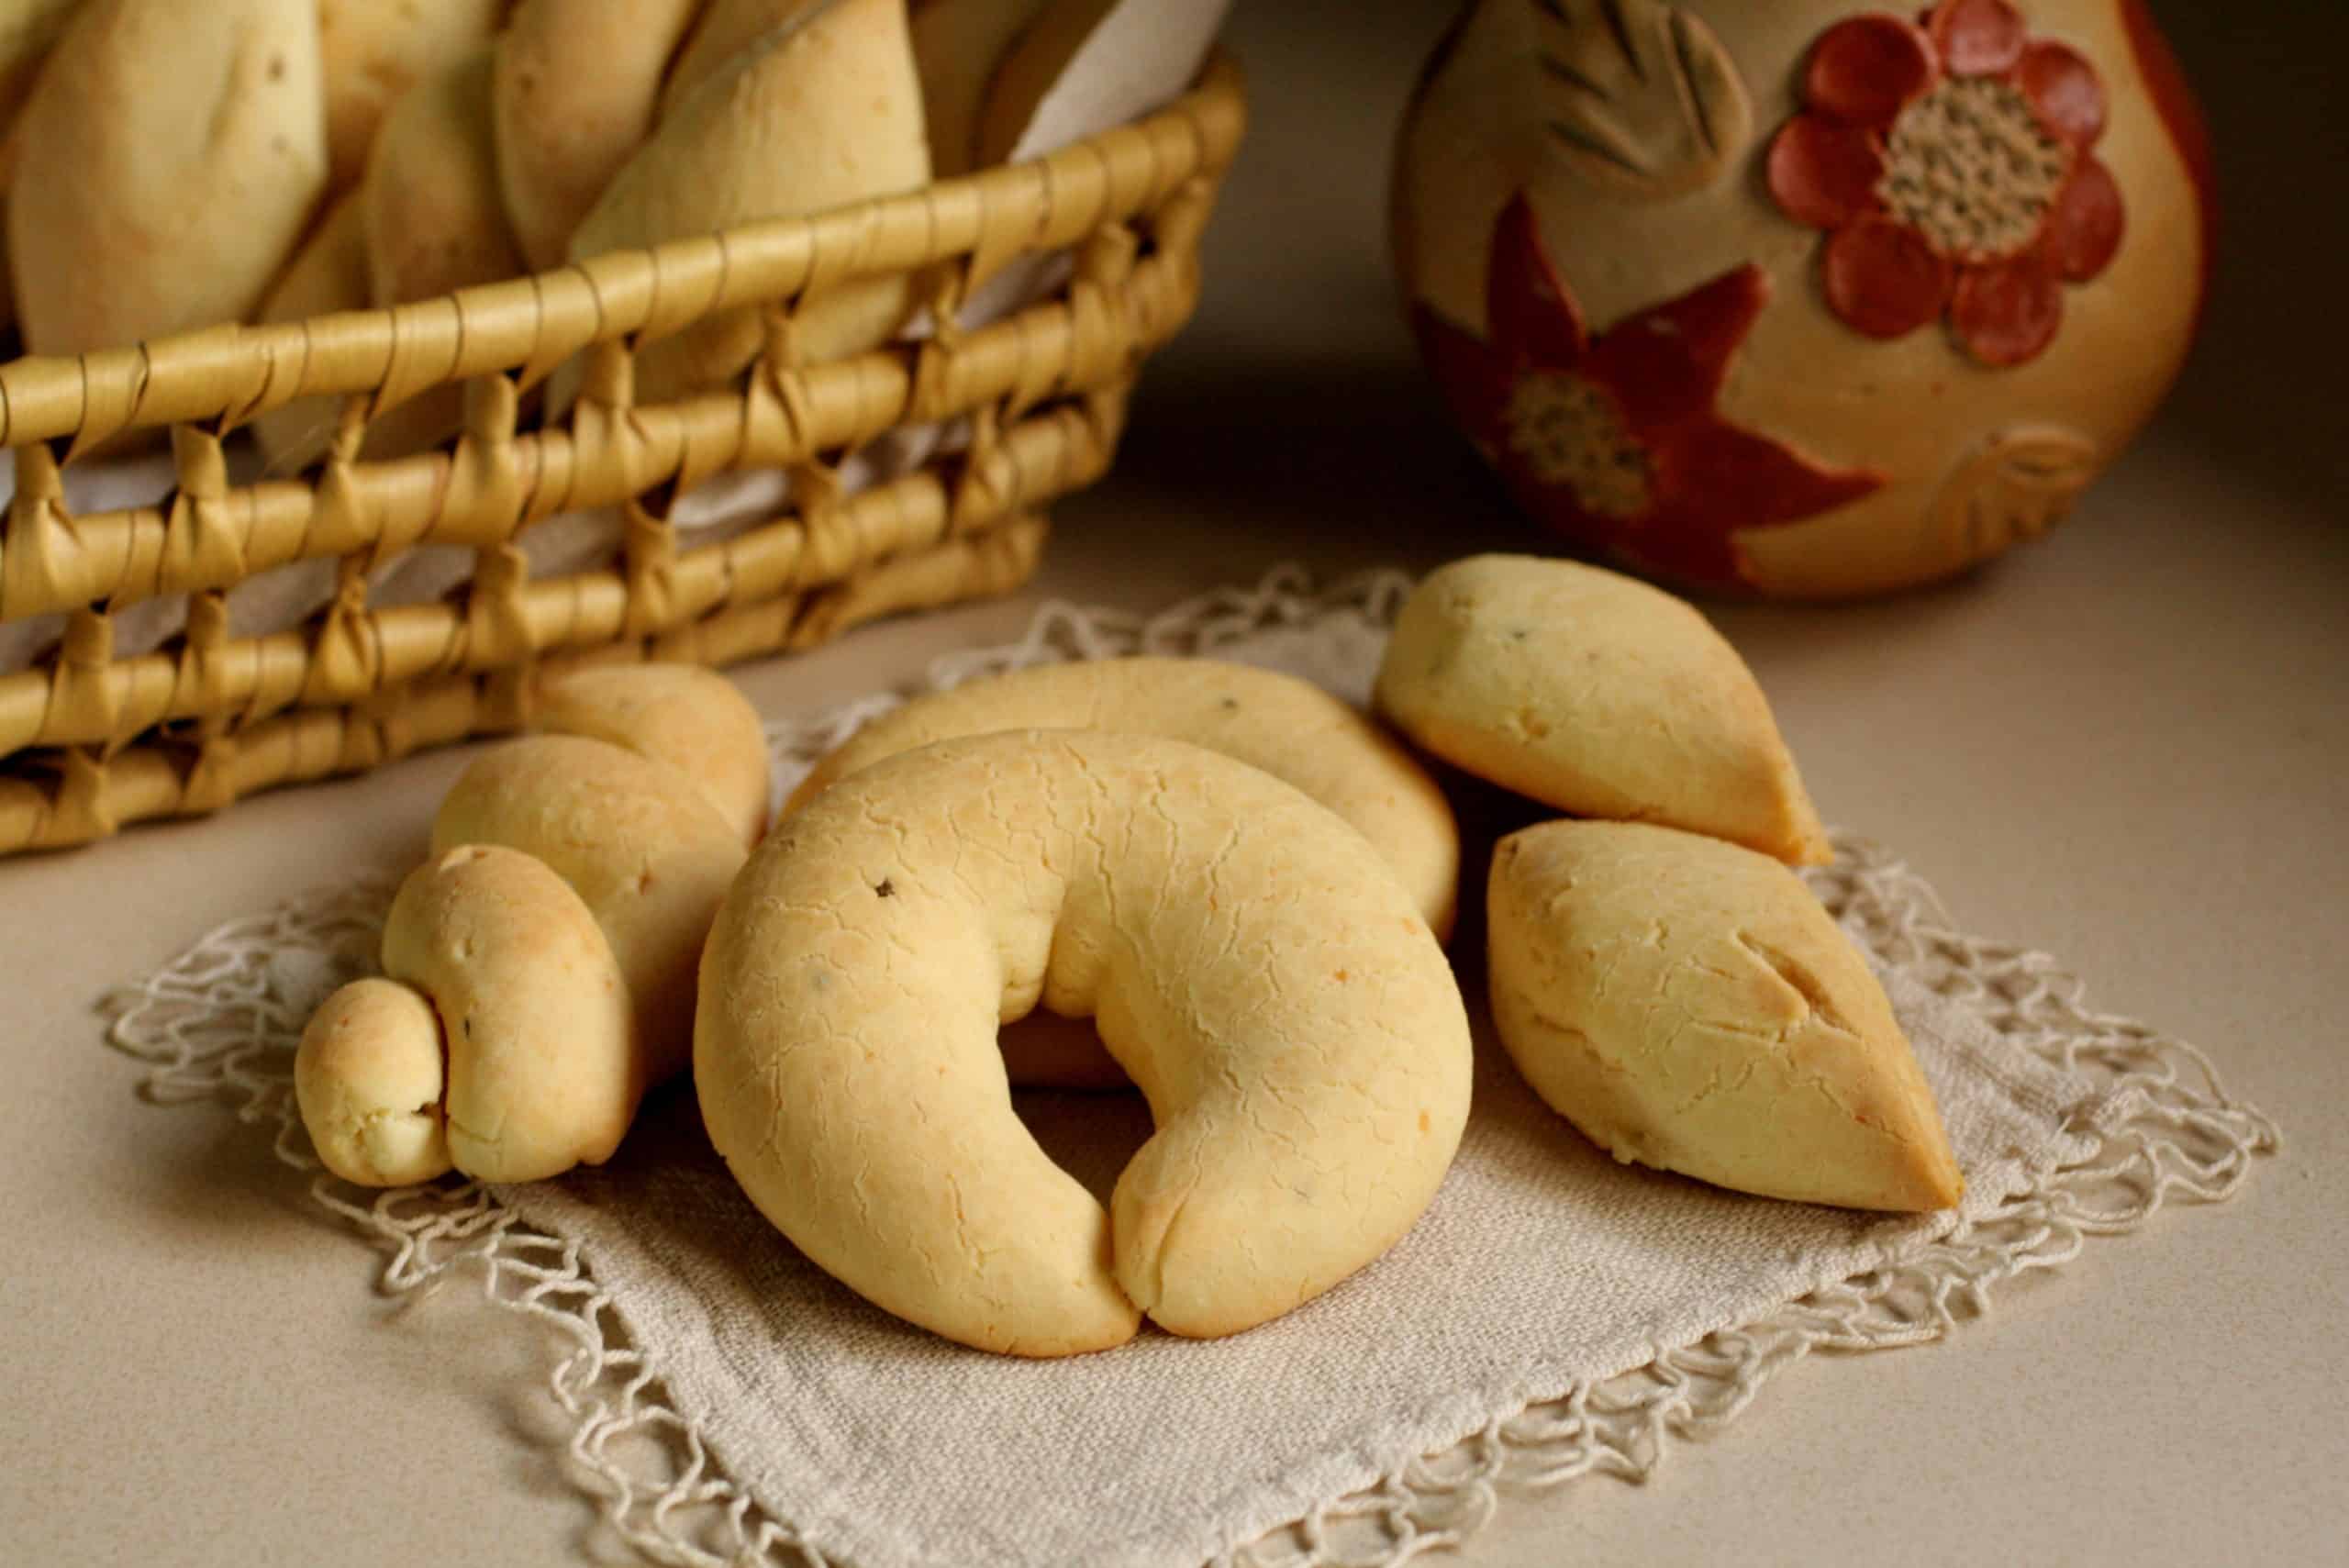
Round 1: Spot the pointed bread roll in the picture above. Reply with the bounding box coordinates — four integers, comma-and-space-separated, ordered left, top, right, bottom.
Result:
354, 47, 524, 455
0, 0, 85, 190
656, 0, 820, 118
7, 0, 328, 354
492, 0, 704, 272
317, 0, 505, 190
1375, 554, 1831, 865
251, 193, 371, 471
1487, 819, 1963, 1212
908, 0, 1051, 176
970, 0, 1110, 168
565, 0, 929, 404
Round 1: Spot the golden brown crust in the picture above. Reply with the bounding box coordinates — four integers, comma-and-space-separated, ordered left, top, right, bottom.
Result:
1486, 819, 1963, 1212
8, 0, 328, 354
697, 730, 1473, 1355
433, 734, 745, 1084
788, 656, 1459, 940
537, 662, 771, 848
491, 0, 704, 272
1375, 554, 1831, 865
565, 0, 929, 402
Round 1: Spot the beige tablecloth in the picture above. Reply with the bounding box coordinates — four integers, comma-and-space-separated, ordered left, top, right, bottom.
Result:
4, 2, 2343, 1562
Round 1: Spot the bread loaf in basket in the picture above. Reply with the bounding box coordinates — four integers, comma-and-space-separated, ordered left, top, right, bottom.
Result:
0, 1, 1244, 853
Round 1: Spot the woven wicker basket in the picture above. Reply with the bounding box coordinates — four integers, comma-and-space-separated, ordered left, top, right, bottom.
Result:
0, 54, 1244, 855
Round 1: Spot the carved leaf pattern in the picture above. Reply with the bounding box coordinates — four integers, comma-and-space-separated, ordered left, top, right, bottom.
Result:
1529, 0, 1752, 200
1930, 425, 2100, 567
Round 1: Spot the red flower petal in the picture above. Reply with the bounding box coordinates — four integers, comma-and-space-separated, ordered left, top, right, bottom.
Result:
1634, 421, 1884, 585
1952, 255, 2064, 364
2043, 157, 2125, 281
1486, 194, 1589, 372
1766, 116, 1887, 231
1581, 265, 1771, 432
2019, 39, 2108, 148
1823, 218, 1954, 339
1805, 15, 1937, 125
1926, 0, 2026, 74
1412, 304, 1514, 445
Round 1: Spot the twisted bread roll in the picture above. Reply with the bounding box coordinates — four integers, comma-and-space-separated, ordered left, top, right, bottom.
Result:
295, 665, 767, 1186
698, 730, 1474, 1354
565, 0, 929, 403
318, 0, 505, 190
532, 662, 771, 847
434, 735, 746, 1086
491, 0, 704, 272
296, 847, 638, 1185
8, 0, 327, 355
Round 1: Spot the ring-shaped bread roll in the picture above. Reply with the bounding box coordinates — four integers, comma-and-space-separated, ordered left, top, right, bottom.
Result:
697, 730, 1475, 1356
296, 846, 638, 1185
785, 657, 1461, 940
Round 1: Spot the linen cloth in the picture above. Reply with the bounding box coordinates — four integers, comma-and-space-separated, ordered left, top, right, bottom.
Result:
107, 566, 2276, 1568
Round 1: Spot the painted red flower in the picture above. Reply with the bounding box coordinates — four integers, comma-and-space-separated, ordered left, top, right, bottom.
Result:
1414, 194, 1883, 590
1767, 0, 2125, 366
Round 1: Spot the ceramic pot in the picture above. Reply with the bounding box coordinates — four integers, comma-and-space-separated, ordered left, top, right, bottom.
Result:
1393, 0, 2211, 599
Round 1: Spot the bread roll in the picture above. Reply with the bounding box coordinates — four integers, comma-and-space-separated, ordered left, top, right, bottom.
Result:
251, 193, 370, 470
566, 0, 928, 403
492, 0, 704, 272
1487, 820, 1964, 1212
0, 0, 84, 188
908, 0, 1051, 176
353, 46, 523, 454
970, 0, 1110, 168
317, 0, 506, 190
656, 0, 821, 118
8, 0, 328, 354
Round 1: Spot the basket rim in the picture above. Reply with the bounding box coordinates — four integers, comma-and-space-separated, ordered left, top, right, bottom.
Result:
0, 50, 1247, 450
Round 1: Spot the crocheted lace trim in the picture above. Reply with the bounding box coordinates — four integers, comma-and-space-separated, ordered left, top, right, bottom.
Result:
103, 565, 2278, 1568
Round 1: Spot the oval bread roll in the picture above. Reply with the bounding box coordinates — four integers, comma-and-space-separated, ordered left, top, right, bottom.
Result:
492, 0, 704, 271
697, 730, 1474, 1355
432, 733, 746, 1084
566, 0, 929, 404
1375, 554, 1831, 866
7, 0, 328, 354
1487, 818, 1963, 1212
318, 0, 505, 190
969, 0, 1111, 169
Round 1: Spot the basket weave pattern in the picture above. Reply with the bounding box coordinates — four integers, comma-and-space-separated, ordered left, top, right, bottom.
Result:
0, 56, 1244, 854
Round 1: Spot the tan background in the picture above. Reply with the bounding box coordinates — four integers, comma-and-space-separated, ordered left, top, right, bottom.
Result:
3, 1, 2343, 1562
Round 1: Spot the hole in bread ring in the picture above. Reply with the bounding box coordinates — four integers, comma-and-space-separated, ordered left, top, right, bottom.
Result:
696, 731, 1474, 1357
